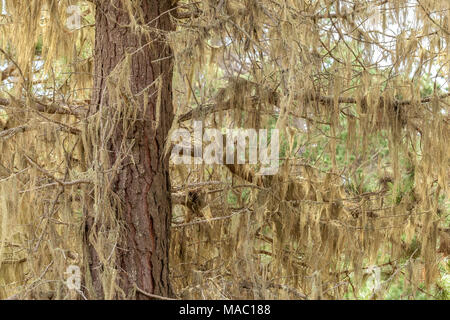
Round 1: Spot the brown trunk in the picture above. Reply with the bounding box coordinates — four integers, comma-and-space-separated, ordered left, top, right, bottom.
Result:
85, 0, 174, 299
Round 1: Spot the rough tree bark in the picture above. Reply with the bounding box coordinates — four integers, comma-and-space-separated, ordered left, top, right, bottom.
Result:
85, 0, 174, 299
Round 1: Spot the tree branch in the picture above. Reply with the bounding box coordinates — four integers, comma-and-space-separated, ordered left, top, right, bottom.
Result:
0, 125, 28, 139
178, 90, 450, 122
0, 97, 87, 118
24, 154, 91, 187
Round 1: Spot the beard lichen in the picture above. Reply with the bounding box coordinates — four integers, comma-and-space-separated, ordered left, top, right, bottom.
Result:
0, 0, 448, 299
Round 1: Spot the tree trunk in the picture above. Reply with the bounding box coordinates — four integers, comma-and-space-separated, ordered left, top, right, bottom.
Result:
85, 0, 174, 299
